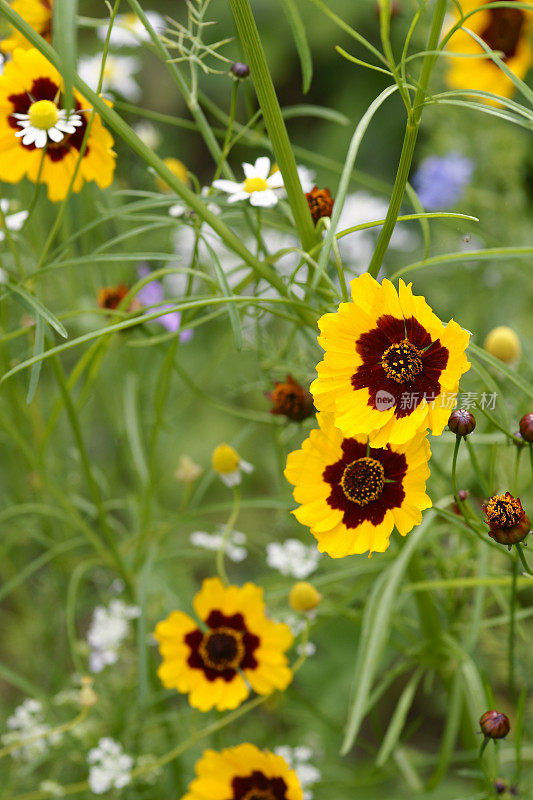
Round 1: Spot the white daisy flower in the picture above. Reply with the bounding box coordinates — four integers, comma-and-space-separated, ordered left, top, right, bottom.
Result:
0, 199, 28, 242
13, 99, 83, 149
133, 120, 161, 150
211, 443, 253, 487
78, 54, 141, 101
212, 156, 284, 208
98, 11, 165, 47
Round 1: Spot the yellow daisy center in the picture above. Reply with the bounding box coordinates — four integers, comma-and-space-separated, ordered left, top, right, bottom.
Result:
244, 176, 269, 193
340, 457, 385, 506
28, 99, 59, 130
381, 339, 423, 383
212, 443, 240, 474
485, 494, 522, 528
198, 627, 245, 671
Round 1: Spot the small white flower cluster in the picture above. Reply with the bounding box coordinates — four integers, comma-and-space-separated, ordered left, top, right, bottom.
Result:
87, 599, 140, 673
2, 699, 61, 761
275, 746, 321, 800
190, 529, 247, 562
0, 198, 28, 242
266, 539, 321, 579
88, 738, 134, 794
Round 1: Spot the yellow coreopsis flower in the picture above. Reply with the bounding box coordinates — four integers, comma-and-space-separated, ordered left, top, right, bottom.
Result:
1, 0, 52, 54
182, 744, 304, 800
154, 577, 293, 712
310, 273, 470, 447
445, 0, 533, 100
0, 48, 116, 201
285, 412, 432, 558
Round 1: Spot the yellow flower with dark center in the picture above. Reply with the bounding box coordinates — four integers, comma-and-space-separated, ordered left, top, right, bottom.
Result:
445, 0, 533, 100
182, 744, 304, 800
1, 0, 52, 54
154, 577, 293, 711
310, 274, 470, 447
284, 412, 432, 557
0, 48, 116, 201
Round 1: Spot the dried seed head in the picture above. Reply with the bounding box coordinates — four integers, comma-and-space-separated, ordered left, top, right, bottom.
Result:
267, 374, 314, 421
448, 409, 476, 436
479, 710, 510, 740
97, 284, 129, 311
483, 492, 530, 546
231, 62, 250, 78
519, 413, 533, 443
305, 186, 334, 224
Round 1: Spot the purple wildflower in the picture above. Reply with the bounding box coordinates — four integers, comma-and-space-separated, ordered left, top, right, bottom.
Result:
412, 152, 474, 210
137, 265, 193, 341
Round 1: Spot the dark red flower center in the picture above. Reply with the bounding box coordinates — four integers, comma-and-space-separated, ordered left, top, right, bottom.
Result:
481, 2, 525, 61
341, 457, 385, 506
184, 610, 260, 682
198, 627, 245, 671
323, 438, 407, 528
352, 314, 449, 419
381, 339, 423, 383
233, 771, 288, 800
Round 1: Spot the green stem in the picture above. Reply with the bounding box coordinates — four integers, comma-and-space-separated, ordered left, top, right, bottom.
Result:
509, 555, 518, 700
516, 542, 533, 576
212, 78, 239, 184
367, 0, 447, 277
227, 0, 318, 252
216, 486, 241, 585
0, 708, 89, 760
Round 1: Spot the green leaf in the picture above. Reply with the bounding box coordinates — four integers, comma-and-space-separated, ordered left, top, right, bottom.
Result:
53, 0, 78, 113
278, 0, 313, 93
341, 516, 431, 754
470, 342, 533, 401
26, 314, 44, 404
8, 283, 68, 338
376, 667, 424, 766
124, 373, 149, 485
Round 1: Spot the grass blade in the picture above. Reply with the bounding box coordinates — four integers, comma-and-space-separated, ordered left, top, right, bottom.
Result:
278, 0, 313, 93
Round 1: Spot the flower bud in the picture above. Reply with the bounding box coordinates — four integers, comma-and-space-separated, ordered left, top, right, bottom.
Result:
305, 186, 334, 224
452, 489, 469, 515
519, 413, 533, 443
479, 710, 510, 740
231, 62, 250, 78
79, 676, 98, 708
175, 454, 202, 484
267, 374, 314, 421
484, 326, 521, 364
97, 284, 129, 311
448, 409, 476, 436
289, 581, 322, 612
483, 492, 530, 547
155, 158, 190, 192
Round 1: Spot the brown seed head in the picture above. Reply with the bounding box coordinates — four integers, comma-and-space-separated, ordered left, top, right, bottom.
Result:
448, 409, 476, 436
97, 284, 129, 311
519, 413, 533, 443
268, 374, 314, 422
479, 710, 510, 740
305, 186, 334, 224
483, 492, 530, 546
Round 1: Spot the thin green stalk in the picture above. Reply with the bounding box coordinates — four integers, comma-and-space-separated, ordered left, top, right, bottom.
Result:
212, 78, 240, 184
509, 555, 518, 700
216, 486, 241, 585
516, 543, 533, 576
465, 436, 490, 496
368, 0, 448, 277
378, 0, 412, 112
227, 0, 318, 252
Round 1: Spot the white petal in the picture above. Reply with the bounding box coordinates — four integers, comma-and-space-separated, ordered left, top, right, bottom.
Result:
221, 471, 242, 487
12, 113, 29, 120
267, 170, 284, 189
0, 200, 8, 213
254, 156, 271, 180
250, 189, 278, 208
34, 130, 48, 148
212, 179, 242, 194
227, 191, 249, 203
14, 129, 28, 138
242, 162, 257, 179
169, 204, 186, 218
48, 127, 64, 143
21, 129, 37, 145
239, 459, 254, 473
6, 211, 28, 231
